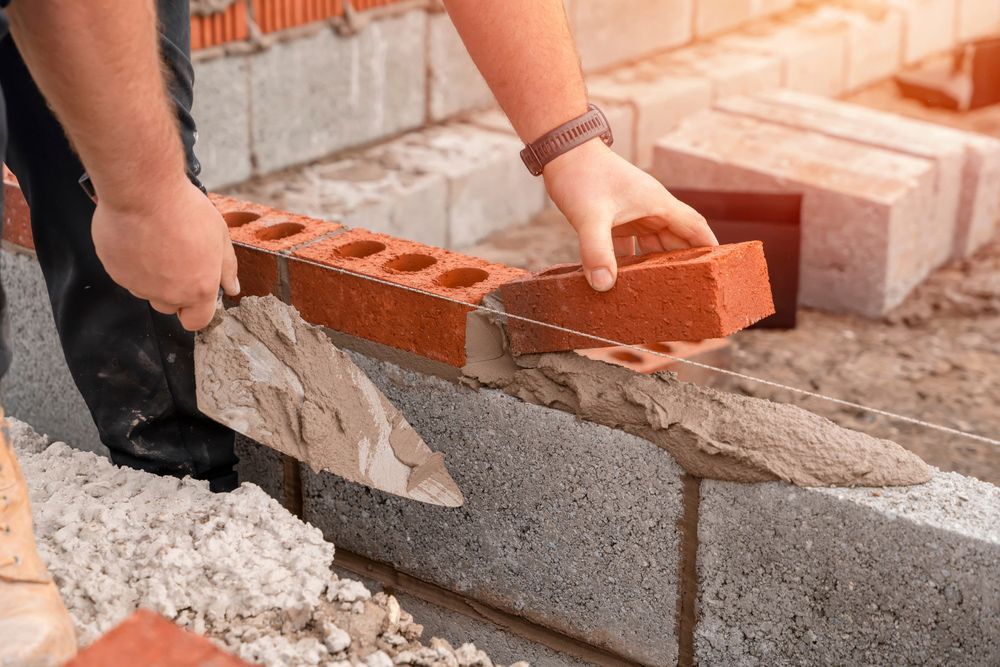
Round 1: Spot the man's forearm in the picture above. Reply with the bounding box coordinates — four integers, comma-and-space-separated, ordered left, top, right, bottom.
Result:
7, 0, 187, 210
442, 0, 588, 143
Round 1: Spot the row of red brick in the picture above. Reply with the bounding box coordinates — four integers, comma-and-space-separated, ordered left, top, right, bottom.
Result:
2, 175, 774, 368
190, 0, 406, 50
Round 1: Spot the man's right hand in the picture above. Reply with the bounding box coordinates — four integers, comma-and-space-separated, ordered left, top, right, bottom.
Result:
91, 176, 240, 331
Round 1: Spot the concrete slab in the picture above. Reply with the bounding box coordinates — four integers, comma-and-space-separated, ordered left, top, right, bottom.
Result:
192, 54, 253, 190
302, 353, 686, 665
249, 13, 427, 174
0, 248, 104, 455
697, 473, 1000, 665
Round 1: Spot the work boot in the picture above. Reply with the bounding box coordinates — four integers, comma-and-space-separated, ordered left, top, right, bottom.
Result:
0, 422, 77, 667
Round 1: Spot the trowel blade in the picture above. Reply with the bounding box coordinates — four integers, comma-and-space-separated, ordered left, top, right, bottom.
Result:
194, 296, 464, 508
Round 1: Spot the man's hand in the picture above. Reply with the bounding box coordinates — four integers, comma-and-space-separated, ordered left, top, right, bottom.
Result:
543, 139, 718, 291
91, 177, 240, 331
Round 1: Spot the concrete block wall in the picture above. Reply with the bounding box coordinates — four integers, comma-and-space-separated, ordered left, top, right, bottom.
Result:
3, 177, 998, 664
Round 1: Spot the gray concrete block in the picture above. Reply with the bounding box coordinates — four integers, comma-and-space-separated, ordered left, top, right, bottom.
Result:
570, 0, 693, 72
192, 54, 253, 190
427, 13, 494, 122
0, 248, 105, 455
250, 13, 428, 174
697, 473, 1000, 666
235, 434, 285, 504
302, 354, 685, 665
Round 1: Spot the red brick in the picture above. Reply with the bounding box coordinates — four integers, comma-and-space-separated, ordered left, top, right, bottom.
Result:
66, 609, 253, 667
498, 242, 774, 355
210, 194, 342, 299
578, 337, 732, 385
290, 228, 527, 366
2, 171, 33, 251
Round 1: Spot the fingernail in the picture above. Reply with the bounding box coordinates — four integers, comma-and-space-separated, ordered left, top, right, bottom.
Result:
588, 267, 614, 292
234, 278, 241, 295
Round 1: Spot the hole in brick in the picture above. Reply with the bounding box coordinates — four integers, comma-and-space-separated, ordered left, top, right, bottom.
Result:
643, 342, 675, 354
256, 222, 306, 241
336, 240, 387, 259
611, 350, 644, 364
385, 253, 438, 273
223, 211, 261, 228
539, 264, 583, 277
437, 267, 489, 289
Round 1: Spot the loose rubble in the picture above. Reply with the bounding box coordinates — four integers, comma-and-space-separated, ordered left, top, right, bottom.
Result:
12, 418, 525, 667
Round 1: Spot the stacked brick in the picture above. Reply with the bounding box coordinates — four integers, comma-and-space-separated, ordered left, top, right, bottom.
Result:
190, 1, 249, 50
653, 93, 1000, 316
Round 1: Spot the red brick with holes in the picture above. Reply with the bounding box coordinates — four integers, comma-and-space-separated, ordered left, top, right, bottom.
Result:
290, 228, 527, 366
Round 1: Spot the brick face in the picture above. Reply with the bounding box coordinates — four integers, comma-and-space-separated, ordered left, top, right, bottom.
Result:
2, 172, 33, 251
498, 243, 774, 355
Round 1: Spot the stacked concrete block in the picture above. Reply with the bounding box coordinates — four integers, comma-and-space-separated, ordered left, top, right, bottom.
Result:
697, 473, 1000, 664
370, 123, 548, 248
302, 355, 688, 666
588, 64, 712, 169
888, 0, 958, 63
653, 110, 942, 316
956, 0, 1000, 41
694, 0, 796, 37
192, 55, 254, 190
805, 3, 905, 91
720, 90, 1000, 258
645, 41, 783, 101
716, 11, 850, 96
249, 11, 427, 174
568, 0, 693, 72
427, 12, 495, 122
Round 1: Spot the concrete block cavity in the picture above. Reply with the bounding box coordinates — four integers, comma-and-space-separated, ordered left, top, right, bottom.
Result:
697, 473, 1000, 665
0, 248, 104, 455
303, 353, 686, 666
249, 13, 427, 175
192, 54, 253, 190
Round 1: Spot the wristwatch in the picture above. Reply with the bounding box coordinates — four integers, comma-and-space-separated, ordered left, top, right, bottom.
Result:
520, 104, 614, 176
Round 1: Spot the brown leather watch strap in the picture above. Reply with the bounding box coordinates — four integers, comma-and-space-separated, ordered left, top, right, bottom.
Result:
520, 104, 614, 176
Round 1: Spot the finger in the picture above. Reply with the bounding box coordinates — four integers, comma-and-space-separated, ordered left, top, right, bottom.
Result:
657, 228, 691, 252
149, 300, 178, 315
613, 236, 636, 257
575, 216, 617, 292
220, 232, 241, 297
177, 299, 217, 332
663, 196, 718, 247
636, 234, 665, 255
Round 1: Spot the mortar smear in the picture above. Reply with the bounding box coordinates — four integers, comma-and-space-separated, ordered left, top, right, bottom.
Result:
471, 351, 931, 487
195, 296, 463, 507
14, 419, 518, 667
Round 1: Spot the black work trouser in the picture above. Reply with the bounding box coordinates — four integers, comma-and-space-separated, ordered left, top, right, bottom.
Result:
0, 1, 238, 490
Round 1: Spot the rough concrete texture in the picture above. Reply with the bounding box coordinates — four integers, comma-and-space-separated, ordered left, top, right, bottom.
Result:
717, 11, 849, 97
192, 54, 253, 190
888, 0, 957, 64
235, 433, 285, 504
427, 13, 494, 121
14, 419, 518, 667
196, 297, 463, 507
569, 0, 692, 72
227, 153, 450, 247
473, 350, 930, 486
0, 248, 105, 455
653, 110, 941, 316
694, 0, 795, 36
249, 13, 427, 174
304, 354, 686, 665
648, 41, 784, 101
697, 473, 1000, 665
370, 123, 547, 248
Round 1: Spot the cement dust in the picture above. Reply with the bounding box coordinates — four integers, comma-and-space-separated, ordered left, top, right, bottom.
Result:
13, 419, 519, 667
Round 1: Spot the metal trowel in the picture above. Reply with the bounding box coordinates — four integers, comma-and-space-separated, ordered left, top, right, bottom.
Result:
193, 295, 464, 507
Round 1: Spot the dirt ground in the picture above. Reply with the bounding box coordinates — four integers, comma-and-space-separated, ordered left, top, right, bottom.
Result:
466, 85, 1000, 487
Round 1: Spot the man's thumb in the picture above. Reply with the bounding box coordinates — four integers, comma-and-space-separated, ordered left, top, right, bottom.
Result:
221, 234, 241, 297
576, 218, 617, 292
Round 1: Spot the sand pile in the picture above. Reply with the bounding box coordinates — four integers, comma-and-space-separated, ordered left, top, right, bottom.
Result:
12, 418, 521, 667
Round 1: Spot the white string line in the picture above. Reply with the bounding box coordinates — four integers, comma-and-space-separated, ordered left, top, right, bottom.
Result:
232, 241, 1000, 448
